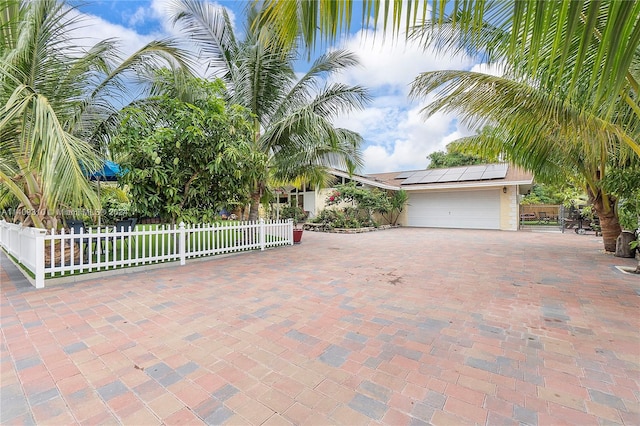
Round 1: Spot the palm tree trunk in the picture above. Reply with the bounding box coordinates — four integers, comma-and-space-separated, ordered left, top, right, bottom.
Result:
589, 187, 620, 252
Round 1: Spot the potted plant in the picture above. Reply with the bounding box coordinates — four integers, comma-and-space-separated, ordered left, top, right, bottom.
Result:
282, 205, 307, 243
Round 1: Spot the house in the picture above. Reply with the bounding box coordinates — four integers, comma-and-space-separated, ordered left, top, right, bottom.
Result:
276, 163, 533, 231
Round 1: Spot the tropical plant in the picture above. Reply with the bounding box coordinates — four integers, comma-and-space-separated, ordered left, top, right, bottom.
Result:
324, 182, 406, 227
260, 1, 640, 117
170, 0, 369, 221
383, 189, 408, 226
0, 0, 189, 230
280, 204, 308, 226
111, 73, 261, 224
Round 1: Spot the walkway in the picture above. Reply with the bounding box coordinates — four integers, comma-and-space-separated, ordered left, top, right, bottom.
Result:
1, 228, 638, 425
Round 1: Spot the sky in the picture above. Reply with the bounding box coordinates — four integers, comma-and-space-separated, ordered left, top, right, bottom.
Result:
75, 0, 488, 174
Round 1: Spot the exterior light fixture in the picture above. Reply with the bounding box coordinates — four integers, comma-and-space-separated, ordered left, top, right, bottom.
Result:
503, 186, 507, 194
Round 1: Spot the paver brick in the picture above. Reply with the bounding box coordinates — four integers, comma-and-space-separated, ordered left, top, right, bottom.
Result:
2, 229, 638, 426
348, 393, 388, 420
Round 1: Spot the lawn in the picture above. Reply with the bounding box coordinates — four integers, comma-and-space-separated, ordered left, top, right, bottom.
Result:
45, 221, 287, 278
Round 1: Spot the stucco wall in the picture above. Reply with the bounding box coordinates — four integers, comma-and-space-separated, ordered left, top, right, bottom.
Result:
499, 186, 518, 231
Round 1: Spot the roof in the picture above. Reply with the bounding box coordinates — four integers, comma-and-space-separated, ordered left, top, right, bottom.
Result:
336, 163, 534, 191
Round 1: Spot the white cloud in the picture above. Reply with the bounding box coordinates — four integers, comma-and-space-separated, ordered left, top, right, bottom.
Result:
126, 6, 149, 28
329, 23, 480, 173
71, 11, 158, 57
358, 105, 475, 173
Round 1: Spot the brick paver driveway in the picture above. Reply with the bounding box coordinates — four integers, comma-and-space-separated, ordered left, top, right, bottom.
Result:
1, 228, 639, 425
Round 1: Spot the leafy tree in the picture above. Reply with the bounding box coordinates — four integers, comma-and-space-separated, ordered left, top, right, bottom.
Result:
170, 1, 369, 221
111, 75, 263, 224
327, 183, 390, 224
520, 183, 585, 207
0, 0, 188, 229
427, 142, 491, 168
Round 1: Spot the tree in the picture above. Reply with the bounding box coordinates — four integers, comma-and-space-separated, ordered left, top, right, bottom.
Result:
0, 0, 189, 229
111, 73, 262, 224
170, 0, 370, 221
427, 143, 491, 169
602, 165, 640, 273
406, 2, 639, 252
520, 183, 584, 207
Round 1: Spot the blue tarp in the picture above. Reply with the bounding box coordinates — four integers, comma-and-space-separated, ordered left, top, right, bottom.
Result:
85, 160, 124, 181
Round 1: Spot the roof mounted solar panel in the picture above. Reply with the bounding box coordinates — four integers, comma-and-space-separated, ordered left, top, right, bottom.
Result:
418, 175, 442, 183
402, 171, 430, 184
426, 169, 447, 177
396, 171, 416, 179
458, 171, 485, 181
481, 163, 508, 179
437, 171, 464, 182
464, 165, 486, 173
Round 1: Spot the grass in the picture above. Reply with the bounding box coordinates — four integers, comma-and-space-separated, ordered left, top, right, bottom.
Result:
520, 219, 560, 226
44, 221, 288, 279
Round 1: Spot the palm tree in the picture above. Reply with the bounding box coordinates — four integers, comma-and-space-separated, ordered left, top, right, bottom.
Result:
170, 0, 370, 220
410, 71, 637, 251
0, 0, 190, 229
259, 0, 639, 119
405, 1, 639, 252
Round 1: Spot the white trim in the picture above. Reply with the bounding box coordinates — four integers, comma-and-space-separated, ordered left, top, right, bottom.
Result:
327, 167, 533, 192
330, 169, 400, 190
401, 179, 533, 191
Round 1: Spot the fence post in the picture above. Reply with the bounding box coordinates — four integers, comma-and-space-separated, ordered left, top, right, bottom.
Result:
34, 228, 46, 289
288, 219, 294, 245
179, 222, 186, 265
259, 219, 265, 251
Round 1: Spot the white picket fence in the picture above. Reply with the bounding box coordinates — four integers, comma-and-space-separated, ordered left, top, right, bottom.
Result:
0, 219, 294, 289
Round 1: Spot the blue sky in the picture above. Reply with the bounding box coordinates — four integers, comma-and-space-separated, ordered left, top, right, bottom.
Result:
75, 0, 489, 173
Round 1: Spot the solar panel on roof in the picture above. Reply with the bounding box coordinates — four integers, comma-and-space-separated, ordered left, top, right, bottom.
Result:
437, 171, 464, 182
481, 164, 508, 179
427, 169, 447, 177
396, 171, 416, 179
458, 171, 485, 181
400, 163, 509, 185
402, 174, 425, 185
464, 165, 486, 173
418, 175, 442, 183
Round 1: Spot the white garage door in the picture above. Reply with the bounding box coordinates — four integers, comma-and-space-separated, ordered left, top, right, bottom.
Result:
407, 189, 500, 229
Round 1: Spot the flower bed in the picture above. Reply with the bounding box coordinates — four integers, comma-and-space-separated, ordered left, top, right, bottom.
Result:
304, 224, 397, 234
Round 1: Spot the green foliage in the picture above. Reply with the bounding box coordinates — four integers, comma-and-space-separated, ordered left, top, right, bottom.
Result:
320, 182, 406, 228
170, 1, 369, 220
280, 205, 308, 224
382, 190, 408, 225
111, 74, 263, 224
327, 183, 390, 220
520, 183, 584, 207
0, 0, 189, 229
427, 143, 491, 169
314, 207, 375, 229
602, 167, 640, 231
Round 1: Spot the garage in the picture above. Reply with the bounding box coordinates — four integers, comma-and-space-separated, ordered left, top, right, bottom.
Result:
406, 189, 501, 229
